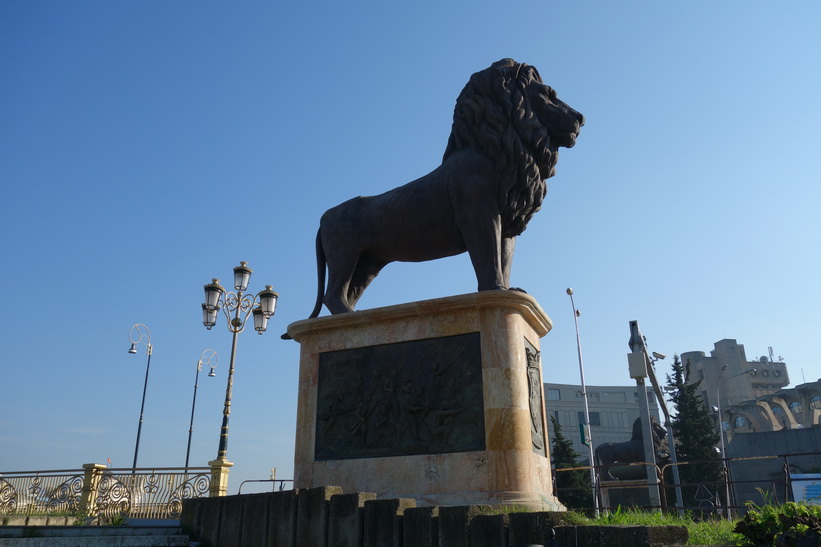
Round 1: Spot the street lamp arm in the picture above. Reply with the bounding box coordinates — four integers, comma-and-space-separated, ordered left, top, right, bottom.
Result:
219, 291, 258, 334
128, 323, 153, 354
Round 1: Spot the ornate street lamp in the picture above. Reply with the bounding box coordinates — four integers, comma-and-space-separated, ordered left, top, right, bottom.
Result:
202, 261, 278, 463
127, 323, 153, 471
185, 349, 218, 472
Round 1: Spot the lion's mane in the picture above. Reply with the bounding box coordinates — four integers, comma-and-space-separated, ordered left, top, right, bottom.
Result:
443, 58, 556, 238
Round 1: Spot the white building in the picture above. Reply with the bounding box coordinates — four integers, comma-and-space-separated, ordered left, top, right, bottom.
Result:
544, 382, 660, 464
681, 339, 789, 412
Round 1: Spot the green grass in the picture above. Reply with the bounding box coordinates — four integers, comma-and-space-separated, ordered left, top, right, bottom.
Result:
687, 519, 746, 546
567, 507, 748, 546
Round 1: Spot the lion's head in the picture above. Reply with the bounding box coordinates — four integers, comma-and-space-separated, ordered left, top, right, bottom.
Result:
444, 58, 584, 237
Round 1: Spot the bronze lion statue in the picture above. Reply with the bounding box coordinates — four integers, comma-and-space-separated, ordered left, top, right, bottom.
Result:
308, 58, 584, 317
595, 417, 668, 480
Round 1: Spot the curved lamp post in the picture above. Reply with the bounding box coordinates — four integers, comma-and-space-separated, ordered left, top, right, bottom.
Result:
127, 323, 153, 471
566, 288, 600, 516
185, 349, 218, 471
202, 261, 278, 463
716, 364, 756, 516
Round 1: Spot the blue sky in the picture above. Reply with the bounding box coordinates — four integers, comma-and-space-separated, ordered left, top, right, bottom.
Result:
2, 1, 819, 492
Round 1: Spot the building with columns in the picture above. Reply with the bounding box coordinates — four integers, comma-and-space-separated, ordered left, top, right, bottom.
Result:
722, 378, 821, 436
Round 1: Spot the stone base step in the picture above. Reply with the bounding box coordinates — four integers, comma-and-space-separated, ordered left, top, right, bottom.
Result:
0, 526, 191, 547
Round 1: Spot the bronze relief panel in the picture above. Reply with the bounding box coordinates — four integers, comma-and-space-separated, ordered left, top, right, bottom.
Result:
315, 333, 485, 460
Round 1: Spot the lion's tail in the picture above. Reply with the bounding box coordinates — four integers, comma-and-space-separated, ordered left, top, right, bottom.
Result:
308, 227, 326, 319
282, 228, 326, 340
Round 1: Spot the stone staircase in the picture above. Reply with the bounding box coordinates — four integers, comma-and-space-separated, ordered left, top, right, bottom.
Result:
0, 522, 194, 547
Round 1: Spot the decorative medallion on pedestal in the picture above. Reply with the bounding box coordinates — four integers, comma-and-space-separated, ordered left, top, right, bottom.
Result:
525, 342, 547, 457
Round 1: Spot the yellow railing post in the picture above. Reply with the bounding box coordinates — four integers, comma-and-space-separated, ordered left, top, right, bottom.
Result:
80, 463, 107, 518
208, 459, 233, 497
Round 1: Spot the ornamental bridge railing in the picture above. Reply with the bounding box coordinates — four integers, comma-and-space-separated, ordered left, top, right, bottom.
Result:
0, 464, 210, 522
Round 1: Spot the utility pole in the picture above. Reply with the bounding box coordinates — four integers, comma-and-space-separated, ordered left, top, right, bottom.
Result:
627, 321, 662, 511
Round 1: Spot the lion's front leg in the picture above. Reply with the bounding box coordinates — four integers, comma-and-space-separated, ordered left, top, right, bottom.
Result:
463, 215, 508, 292
501, 236, 515, 288
502, 236, 528, 293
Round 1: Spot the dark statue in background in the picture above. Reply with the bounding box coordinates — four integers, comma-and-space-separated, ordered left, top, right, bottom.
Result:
595, 417, 668, 481
308, 58, 584, 317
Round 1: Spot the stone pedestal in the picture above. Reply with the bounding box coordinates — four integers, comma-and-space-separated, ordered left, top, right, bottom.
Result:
599, 478, 653, 510
286, 291, 564, 510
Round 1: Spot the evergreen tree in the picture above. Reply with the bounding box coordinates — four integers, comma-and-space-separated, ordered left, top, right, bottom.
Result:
550, 415, 593, 511
665, 355, 722, 509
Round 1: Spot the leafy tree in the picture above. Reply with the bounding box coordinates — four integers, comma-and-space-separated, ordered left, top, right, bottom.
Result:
665, 355, 722, 510
550, 415, 593, 511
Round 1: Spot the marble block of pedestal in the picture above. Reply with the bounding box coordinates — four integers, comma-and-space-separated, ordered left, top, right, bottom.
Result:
286, 291, 564, 510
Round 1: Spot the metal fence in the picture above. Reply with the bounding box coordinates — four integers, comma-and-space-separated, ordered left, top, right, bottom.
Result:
0, 465, 210, 521
554, 450, 821, 516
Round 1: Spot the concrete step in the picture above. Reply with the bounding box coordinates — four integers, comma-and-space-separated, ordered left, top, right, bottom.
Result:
0, 525, 192, 547
0, 538, 191, 547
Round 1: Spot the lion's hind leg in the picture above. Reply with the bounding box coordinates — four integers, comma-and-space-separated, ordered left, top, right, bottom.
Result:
323, 252, 358, 315
346, 257, 388, 310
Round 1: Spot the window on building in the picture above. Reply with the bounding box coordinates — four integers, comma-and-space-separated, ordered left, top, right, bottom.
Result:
790, 401, 803, 415
810, 396, 821, 411
772, 405, 786, 423
578, 411, 601, 426
547, 389, 561, 401
721, 420, 730, 431
733, 416, 749, 428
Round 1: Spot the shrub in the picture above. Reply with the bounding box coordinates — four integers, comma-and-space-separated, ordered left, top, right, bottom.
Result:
734, 501, 821, 546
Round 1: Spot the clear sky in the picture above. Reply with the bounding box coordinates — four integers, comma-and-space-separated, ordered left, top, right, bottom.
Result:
2, 1, 819, 493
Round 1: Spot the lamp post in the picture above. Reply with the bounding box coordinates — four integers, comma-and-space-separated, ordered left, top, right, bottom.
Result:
185, 349, 218, 472
716, 364, 756, 516
201, 261, 278, 464
127, 323, 153, 471
566, 288, 600, 516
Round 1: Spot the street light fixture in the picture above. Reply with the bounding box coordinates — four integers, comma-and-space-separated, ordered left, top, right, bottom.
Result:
716, 364, 756, 516
202, 261, 278, 463
185, 349, 218, 472
127, 323, 153, 471
566, 288, 600, 516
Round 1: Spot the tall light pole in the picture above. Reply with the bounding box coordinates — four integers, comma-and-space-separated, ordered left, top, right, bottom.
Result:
127, 323, 152, 471
716, 364, 756, 517
185, 349, 218, 472
202, 261, 278, 464
566, 288, 599, 516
